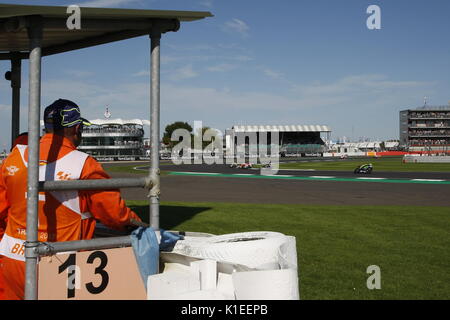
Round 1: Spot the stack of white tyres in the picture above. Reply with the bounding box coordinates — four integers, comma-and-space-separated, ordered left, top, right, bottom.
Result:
148, 231, 299, 300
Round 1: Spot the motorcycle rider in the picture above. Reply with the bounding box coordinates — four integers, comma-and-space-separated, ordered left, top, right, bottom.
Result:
355, 163, 373, 173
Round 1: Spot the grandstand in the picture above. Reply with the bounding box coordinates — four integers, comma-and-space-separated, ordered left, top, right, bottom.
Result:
400, 105, 450, 154
224, 125, 331, 157
79, 118, 149, 160
40, 118, 150, 160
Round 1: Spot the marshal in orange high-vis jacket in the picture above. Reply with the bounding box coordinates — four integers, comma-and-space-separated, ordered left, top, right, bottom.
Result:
0, 133, 29, 300
0, 103, 142, 299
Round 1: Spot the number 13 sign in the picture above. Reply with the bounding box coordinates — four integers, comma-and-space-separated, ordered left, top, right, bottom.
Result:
38, 247, 147, 300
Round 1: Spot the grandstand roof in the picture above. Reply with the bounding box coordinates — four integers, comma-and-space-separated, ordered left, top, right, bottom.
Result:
232, 125, 331, 133
384, 141, 399, 148
39, 118, 150, 127
411, 106, 450, 111
89, 118, 150, 126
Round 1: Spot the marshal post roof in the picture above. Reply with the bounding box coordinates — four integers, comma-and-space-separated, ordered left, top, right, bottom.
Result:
0, 3, 213, 59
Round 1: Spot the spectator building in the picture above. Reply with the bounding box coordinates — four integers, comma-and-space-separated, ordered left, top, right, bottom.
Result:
41, 114, 150, 160
400, 105, 450, 153
225, 125, 331, 157
78, 118, 149, 160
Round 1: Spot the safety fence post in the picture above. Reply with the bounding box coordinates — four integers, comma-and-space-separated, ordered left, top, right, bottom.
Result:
149, 26, 161, 230
24, 15, 43, 301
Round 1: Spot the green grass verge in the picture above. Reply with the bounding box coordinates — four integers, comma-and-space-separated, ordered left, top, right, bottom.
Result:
126, 200, 450, 300
279, 156, 450, 172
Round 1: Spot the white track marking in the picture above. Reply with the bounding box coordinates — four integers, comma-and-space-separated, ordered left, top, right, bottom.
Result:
277, 168, 316, 171
173, 171, 220, 175
309, 176, 336, 179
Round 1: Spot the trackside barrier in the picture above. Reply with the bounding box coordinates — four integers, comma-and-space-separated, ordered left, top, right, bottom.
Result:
403, 155, 450, 163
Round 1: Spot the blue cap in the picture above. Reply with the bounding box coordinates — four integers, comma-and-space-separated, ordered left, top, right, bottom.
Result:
44, 99, 91, 130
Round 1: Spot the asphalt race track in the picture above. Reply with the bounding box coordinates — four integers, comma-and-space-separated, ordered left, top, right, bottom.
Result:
148, 163, 450, 181
102, 161, 450, 206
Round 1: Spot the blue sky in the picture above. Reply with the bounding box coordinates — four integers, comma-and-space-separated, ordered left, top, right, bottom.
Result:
1, 0, 449, 150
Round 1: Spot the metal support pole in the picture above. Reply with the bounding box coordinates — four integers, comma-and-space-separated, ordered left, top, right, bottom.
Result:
24, 16, 43, 301
39, 176, 152, 191
10, 53, 21, 147
35, 236, 132, 256
149, 27, 161, 229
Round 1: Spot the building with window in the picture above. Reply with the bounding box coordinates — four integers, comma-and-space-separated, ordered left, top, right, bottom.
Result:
75, 118, 150, 160
400, 106, 450, 153
225, 125, 332, 157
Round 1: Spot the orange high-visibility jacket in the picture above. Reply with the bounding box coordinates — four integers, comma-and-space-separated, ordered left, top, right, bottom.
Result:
0, 133, 142, 299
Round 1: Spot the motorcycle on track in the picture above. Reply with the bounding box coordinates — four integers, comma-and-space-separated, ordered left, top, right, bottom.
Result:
354, 163, 373, 174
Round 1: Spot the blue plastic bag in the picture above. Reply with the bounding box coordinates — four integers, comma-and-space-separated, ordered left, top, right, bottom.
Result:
130, 227, 159, 290
130, 227, 184, 290
159, 229, 184, 252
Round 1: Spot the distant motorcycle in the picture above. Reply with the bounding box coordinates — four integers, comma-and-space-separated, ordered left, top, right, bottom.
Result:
230, 162, 252, 169
354, 163, 373, 174
261, 162, 272, 168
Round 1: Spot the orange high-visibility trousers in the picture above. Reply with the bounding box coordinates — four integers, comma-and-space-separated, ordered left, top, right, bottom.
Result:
1, 256, 24, 300
0, 256, 6, 300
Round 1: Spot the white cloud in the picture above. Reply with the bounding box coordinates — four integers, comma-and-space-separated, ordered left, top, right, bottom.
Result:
234, 55, 253, 62
290, 74, 433, 102
161, 54, 253, 65
65, 69, 94, 78
160, 55, 184, 65
198, 0, 213, 8
169, 64, 199, 81
132, 70, 150, 77
38, 79, 150, 122
206, 63, 237, 72
161, 43, 253, 69
222, 19, 250, 38
260, 67, 284, 80
166, 44, 216, 52
161, 84, 298, 111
